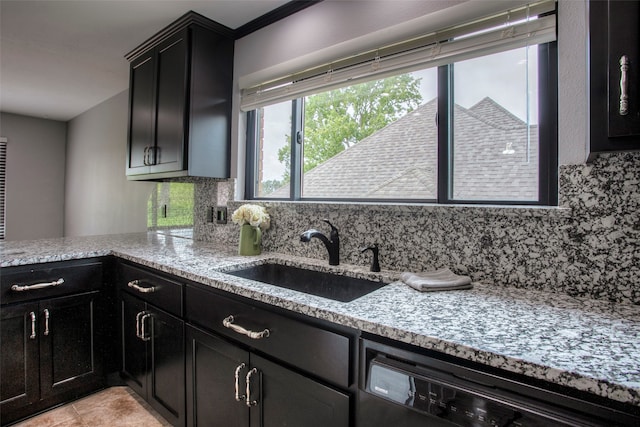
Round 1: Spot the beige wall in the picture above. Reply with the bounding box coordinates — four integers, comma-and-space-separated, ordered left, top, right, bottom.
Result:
64, 90, 153, 237
0, 112, 66, 240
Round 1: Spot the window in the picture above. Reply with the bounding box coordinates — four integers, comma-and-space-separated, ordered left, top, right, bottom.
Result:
0, 137, 6, 240
243, 1, 557, 205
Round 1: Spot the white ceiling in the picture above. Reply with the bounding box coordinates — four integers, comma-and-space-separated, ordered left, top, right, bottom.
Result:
0, 0, 293, 121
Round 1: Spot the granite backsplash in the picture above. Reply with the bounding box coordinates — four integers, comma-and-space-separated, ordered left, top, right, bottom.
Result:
193, 152, 639, 304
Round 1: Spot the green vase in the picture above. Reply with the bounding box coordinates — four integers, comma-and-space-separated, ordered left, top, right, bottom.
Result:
238, 224, 262, 255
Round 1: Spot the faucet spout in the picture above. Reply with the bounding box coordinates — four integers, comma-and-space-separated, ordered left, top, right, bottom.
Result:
300, 220, 340, 265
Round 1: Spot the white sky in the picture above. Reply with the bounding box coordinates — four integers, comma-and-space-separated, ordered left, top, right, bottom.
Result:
258, 46, 538, 182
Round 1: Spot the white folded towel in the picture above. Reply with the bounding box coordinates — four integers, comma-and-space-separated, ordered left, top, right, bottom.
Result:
400, 268, 472, 292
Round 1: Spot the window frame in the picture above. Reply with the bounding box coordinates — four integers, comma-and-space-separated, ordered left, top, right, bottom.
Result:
245, 41, 558, 206
0, 138, 6, 240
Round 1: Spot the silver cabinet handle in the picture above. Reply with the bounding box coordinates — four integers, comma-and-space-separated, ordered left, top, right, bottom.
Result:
144, 146, 157, 166
234, 363, 246, 401
223, 315, 270, 340
11, 278, 64, 292
140, 312, 152, 342
620, 55, 630, 116
128, 280, 156, 293
245, 368, 259, 407
135, 311, 145, 339
29, 312, 37, 339
43, 309, 50, 336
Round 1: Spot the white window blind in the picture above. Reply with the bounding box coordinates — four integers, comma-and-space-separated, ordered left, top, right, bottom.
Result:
240, 0, 556, 111
0, 137, 7, 240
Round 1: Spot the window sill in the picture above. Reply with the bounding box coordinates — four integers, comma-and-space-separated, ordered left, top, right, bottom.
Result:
230, 200, 572, 220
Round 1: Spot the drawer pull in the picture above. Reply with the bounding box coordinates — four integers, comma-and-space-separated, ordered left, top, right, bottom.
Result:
128, 280, 156, 293
43, 309, 50, 336
11, 278, 64, 292
29, 312, 37, 339
234, 363, 246, 401
223, 315, 270, 340
245, 368, 259, 407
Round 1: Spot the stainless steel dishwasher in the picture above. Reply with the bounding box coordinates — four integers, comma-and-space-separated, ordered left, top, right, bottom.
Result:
358, 337, 640, 427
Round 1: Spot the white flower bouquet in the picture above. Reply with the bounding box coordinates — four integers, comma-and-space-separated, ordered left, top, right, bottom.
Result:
231, 204, 270, 230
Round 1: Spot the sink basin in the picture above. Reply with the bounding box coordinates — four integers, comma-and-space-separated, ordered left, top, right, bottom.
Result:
225, 263, 387, 302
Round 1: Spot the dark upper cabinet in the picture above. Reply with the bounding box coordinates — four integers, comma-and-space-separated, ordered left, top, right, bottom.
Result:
590, 0, 640, 154
126, 12, 234, 180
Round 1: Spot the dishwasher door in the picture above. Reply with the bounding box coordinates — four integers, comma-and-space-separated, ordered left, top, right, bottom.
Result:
358, 338, 638, 427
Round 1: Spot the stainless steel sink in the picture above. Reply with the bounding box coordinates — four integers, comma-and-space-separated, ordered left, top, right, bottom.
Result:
225, 262, 387, 302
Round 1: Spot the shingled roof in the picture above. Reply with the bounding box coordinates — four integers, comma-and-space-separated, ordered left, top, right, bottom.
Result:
271, 97, 538, 200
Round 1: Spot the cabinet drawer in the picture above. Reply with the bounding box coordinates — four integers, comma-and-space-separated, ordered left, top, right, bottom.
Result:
119, 262, 183, 317
1, 259, 103, 305
186, 284, 352, 388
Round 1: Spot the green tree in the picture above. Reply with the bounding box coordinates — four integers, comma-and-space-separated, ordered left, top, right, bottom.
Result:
278, 74, 423, 174
260, 179, 286, 196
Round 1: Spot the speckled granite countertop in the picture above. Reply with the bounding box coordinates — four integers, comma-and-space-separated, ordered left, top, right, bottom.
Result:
2, 233, 639, 408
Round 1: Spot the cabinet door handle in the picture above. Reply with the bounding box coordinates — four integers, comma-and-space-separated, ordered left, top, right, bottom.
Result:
128, 280, 156, 293
151, 146, 158, 165
223, 315, 270, 340
143, 146, 150, 166
245, 367, 259, 407
234, 363, 246, 401
29, 312, 37, 339
620, 55, 630, 116
11, 278, 64, 292
135, 311, 145, 339
139, 312, 153, 342
43, 309, 50, 336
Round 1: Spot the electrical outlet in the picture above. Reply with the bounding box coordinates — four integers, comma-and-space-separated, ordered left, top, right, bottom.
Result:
216, 207, 228, 224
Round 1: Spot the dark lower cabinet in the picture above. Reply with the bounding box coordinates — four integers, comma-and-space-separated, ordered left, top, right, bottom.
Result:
1, 292, 104, 425
120, 291, 185, 427
185, 325, 248, 427
185, 324, 350, 427
253, 354, 349, 427
40, 292, 104, 399
0, 302, 40, 415
0, 260, 105, 426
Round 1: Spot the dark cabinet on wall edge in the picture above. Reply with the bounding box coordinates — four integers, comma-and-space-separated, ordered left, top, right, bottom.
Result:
0, 258, 112, 426
125, 11, 234, 181
589, 0, 640, 156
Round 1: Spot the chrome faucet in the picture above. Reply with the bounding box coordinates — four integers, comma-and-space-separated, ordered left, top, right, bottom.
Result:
300, 219, 340, 265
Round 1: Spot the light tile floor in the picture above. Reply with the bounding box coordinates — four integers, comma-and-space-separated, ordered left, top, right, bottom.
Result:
11, 387, 171, 427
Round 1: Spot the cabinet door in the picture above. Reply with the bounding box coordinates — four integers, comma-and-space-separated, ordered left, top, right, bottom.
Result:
128, 52, 156, 174
251, 354, 350, 427
120, 292, 147, 397
148, 306, 185, 427
606, 0, 640, 138
153, 31, 188, 174
0, 303, 40, 412
40, 291, 103, 399
590, 0, 640, 152
186, 325, 249, 427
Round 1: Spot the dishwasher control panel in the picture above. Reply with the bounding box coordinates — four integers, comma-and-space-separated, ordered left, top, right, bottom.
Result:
367, 357, 576, 426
